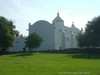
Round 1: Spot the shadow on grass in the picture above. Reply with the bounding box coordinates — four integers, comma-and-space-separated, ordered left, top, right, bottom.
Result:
69, 54, 100, 59
12, 53, 33, 57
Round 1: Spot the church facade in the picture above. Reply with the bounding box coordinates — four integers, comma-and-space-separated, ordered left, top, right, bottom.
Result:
9, 13, 80, 51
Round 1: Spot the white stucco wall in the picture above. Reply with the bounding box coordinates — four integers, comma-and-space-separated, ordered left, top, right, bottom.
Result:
29, 20, 55, 50
53, 21, 64, 50
9, 35, 25, 52
52, 13, 65, 50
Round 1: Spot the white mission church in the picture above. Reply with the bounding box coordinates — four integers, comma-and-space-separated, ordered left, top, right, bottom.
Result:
9, 13, 81, 51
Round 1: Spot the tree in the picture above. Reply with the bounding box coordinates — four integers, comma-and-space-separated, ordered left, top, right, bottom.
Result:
84, 16, 100, 47
77, 15, 100, 48
0, 16, 19, 51
25, 32, 43, 52
76, 32, 86, 48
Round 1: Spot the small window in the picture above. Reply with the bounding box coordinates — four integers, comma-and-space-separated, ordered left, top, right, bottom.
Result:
16, 41, 19, 43
67, 37, 69, 42
60, 29, 61, 32
60, 47, 61, 50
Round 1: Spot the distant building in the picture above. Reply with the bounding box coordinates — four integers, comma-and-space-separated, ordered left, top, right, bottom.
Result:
9, 35, 25, 51
9, 13, 80, 51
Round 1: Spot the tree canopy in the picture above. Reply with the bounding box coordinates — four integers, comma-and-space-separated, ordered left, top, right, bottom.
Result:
85, 16, 100, 47
76, 32, 86, 48
25, 32, 43, 52
0, 16, 19, 51
77, 15, 100, 48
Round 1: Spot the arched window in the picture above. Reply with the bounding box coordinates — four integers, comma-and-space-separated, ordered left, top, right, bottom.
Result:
67, 37, 69, 42
16, 41, 19, 43
60, 29, 61, 32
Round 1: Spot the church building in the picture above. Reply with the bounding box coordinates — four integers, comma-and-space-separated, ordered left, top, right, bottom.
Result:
9, 13, 80, 51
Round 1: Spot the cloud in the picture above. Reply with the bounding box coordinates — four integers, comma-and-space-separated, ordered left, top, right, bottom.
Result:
59, 10, 87, 29
0, 0, 89, 36
10, 0, 22, 9
0, 0, 42, 35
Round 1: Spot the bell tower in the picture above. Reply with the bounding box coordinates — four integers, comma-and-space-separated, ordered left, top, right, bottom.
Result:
53, 13, 64, 50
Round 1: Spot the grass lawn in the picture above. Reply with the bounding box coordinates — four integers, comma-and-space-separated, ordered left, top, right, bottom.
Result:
0, 53, 100, 75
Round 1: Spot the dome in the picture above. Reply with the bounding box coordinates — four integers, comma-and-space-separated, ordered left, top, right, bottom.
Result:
71, 22, 80, 32
33, 20, 51, 25
53, 13, 64, 22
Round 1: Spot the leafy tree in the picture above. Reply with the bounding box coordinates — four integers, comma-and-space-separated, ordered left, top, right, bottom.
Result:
0, 16, 19, 51
77, 15, 100, 48
25, 32, 43, 52
76, 32, 86, 48
85, 16, 100, 47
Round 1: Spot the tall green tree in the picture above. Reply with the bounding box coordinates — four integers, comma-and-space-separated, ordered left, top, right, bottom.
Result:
0, 16, 19, 51
77, 15, 100, 48
76, 32, 86, 48
25, 32, 43, 52
84, 16, 100, 47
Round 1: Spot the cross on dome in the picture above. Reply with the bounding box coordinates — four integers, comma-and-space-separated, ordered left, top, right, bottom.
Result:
71, 21, 75, 27
57, 12, 59, 16
72, 21, 74, 25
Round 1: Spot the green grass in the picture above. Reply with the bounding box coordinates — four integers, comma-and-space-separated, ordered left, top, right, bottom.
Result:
0, 53, 100, 75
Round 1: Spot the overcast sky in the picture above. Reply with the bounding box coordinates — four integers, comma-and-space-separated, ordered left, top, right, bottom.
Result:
0, 0, 100, 36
